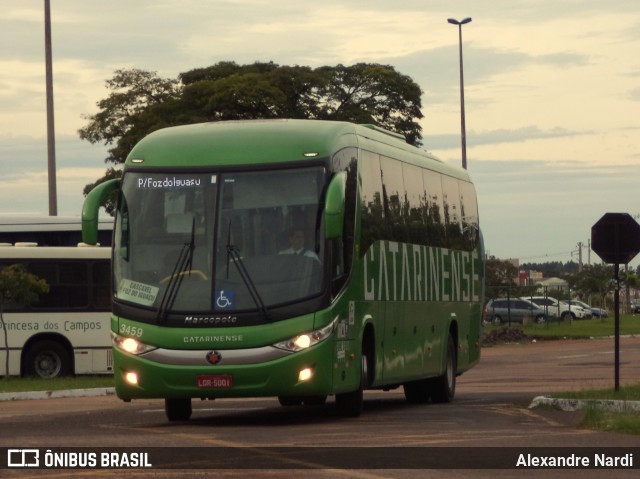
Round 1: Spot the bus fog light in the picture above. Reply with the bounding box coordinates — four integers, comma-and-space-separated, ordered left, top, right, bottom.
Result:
124, 371, 139, 385
298, 367, 313, 382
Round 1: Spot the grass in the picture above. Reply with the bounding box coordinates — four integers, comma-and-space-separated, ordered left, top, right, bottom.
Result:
0, 375, 114, 393
482, 313, 640, 342
550, 385, 640, 435
581, 406, 640, 435
524, 313, 640, 338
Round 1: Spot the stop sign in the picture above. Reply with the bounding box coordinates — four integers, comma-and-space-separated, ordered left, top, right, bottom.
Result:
591, 213, 640, 264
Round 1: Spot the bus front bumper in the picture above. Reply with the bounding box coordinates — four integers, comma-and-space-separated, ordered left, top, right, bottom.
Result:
113, 338, 335, 400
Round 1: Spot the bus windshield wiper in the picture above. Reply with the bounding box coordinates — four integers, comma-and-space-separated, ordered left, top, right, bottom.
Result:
226, 232, 270, 321
157, 218, 195, 322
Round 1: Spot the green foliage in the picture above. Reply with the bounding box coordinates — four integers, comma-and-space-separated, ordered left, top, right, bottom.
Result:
80, 62, 424, 197
565, 264, 613, 303
0, 265, 49, 378
0, 264, 49, 307
580, 404, 640, 435
79, 69, 180, 165
485, 258, 520, 297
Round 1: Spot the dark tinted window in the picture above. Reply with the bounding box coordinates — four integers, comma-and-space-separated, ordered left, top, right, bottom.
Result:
331, 148, 358, 279
30, 262, 89, 308
360, 151, 385, 254
359, 151, 479, 254
1, 259, 110, 311
380, 156, 407, 242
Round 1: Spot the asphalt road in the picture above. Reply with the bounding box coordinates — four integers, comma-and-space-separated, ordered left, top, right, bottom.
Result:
1, 336, 640, 478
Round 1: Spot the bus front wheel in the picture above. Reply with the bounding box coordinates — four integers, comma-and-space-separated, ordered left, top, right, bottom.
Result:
165, 398, 192, 421
335, 352, 368, 417
23, 340, 71, 378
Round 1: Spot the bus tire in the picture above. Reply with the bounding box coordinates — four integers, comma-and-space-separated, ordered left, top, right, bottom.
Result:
23, 340, 71, 378
335, 352, 368, 417
165, 398, 192, 421
429, 333, 457, 403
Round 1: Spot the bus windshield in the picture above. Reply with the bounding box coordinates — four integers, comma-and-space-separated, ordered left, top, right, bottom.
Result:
113, 167, 326, 318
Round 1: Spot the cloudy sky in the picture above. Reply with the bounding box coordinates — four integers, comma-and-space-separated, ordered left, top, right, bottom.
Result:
1, 0, 639, 268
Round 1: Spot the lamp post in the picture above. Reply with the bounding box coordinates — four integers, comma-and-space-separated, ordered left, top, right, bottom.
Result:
447, 17, 472, 170
45, 0, 58, 215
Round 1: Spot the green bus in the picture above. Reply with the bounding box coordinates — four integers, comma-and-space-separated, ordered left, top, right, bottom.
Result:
82, 119, 484, 420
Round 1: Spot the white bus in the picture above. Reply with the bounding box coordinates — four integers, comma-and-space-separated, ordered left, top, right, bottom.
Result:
0, 245, 112, 378
0, 215, 113, 247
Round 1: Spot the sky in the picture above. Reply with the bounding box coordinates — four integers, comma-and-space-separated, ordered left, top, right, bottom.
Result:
1, 0, 639, 268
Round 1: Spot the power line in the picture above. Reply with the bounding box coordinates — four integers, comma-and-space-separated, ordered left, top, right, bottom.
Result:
516, 251, 574, 261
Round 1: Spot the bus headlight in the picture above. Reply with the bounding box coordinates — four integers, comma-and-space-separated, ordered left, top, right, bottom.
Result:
112, 333, 156, 355
273, 317, 337, 352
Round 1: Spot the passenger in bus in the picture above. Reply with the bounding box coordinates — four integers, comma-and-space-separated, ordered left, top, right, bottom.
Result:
279, 228, 319, 261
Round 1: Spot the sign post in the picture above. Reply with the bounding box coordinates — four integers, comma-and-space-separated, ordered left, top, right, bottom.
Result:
591, 213, 640, 390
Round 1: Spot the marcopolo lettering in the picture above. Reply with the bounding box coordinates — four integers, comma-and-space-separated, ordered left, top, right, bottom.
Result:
184, 315, 238, 326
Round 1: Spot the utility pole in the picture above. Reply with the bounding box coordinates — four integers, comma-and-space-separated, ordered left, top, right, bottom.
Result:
576, 241, 583, 270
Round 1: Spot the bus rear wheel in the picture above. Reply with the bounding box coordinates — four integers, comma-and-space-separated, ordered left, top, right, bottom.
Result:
23, 340, 71, 378
165, 398, 192, 421
429, 333, 457, 403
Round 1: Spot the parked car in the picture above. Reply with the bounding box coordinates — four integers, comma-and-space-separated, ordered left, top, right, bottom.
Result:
526, 296, 592, 320
632, 299, 640, 314
484, 298, 548, 325
565, 300, 608, 318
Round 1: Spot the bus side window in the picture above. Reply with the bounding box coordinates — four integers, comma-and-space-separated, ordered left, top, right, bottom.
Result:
459, 181, 479, 251
442, 176, 463, 249
359, 151, 384, 255
331, 148, 358, 279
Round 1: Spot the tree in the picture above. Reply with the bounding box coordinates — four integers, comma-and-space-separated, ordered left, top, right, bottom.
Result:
485, 257, 519, 297
79, 62, 424, 196
0, 265, 49, 378
565, 264, 613, 307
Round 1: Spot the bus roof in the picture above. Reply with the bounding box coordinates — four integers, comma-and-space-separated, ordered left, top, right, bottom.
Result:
125, 120, 469, 180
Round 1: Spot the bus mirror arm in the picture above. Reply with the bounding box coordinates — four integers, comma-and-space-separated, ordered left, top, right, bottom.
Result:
81, 178, 120, 245
324, 172, 346, 240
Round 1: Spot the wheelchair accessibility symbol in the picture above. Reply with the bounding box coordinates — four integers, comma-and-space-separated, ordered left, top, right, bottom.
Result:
215, 290, 233, 309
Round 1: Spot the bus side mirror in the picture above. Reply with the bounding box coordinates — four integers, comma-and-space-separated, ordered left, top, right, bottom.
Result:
324, 172, 346, 240
82, 178, 120, 245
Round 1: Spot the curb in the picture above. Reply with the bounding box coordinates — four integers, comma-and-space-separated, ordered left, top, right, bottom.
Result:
529, 395, 640, 412
0, 387, 115, 402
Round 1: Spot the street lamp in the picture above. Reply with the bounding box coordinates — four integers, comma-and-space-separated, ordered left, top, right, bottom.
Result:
45, 0, 58, 215
447, 17, 472, 170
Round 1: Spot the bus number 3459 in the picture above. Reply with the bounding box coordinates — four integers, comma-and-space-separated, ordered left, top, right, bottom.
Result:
119, 324, 144, 338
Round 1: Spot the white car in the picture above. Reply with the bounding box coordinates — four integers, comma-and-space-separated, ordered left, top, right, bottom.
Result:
525, 296, 592, 320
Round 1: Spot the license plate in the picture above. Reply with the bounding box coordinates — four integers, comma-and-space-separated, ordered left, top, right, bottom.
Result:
197, 375, 233, 389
